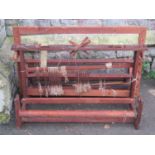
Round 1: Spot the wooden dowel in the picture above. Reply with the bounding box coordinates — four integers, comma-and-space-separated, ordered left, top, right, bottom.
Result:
19, 110, 135, 118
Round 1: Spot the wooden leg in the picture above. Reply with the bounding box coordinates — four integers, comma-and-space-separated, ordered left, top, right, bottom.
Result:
134, 97, 143, 129
14, 94, 22, 128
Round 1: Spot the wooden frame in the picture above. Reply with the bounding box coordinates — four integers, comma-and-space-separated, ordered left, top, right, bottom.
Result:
12, 26, 147, 129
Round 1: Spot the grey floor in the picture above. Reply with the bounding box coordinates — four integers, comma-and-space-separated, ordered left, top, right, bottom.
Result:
0, 79, 155, 135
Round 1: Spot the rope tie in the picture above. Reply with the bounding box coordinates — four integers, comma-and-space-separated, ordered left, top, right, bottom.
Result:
127, 77, 137, 85
69, 37, 91, 58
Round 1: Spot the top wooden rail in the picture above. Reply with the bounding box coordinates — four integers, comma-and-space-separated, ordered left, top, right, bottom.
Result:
13, 26, 146, 35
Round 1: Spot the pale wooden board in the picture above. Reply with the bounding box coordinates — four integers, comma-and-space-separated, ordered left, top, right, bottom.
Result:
40, 50, 47, 67
21, 30, 155, 45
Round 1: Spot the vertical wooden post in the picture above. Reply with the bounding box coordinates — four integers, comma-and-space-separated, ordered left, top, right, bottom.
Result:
13, 28, 22, 95
131, 29, 146, 98
134, 97, 143, 129
14, 94, 22, 128
13, 27, 27, 97
131, 29, 146, 128
19, 50, 27, 97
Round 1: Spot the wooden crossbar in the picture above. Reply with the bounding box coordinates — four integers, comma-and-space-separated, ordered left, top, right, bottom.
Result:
22, 97, 134, 104
12, 44, 147, 51
19, 110, 135, 118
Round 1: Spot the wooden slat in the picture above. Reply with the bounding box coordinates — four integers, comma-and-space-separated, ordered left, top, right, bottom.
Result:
27, 87, 130, 97
25, 58, 134, 65
22, 117, 134, 123
91, 81, 130, 86
27, 63, 133, 73
14, 26, 146, 35
27, 73, 132, 79
19, 109, 135, 117
22, 97, 134, 104
12, 44, 147, 52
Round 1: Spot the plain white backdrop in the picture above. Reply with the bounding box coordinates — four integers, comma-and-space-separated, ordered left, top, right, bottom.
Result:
0, 0, 155, 154
0, 0, 154, 19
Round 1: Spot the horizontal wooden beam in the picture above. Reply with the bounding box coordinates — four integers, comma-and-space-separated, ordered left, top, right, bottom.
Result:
27, 63, 133, 73
12, 44, 147, 51
14, 26, 146, 35
22, 97, 134, 104
19, 110, 135, 118
27, 73, 132, 79
27, 87, 130, 97
21, 117, 134, 123
25, 58, 134, 64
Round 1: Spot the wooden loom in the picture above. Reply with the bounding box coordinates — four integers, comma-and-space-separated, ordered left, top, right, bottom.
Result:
12, 26, 147, 129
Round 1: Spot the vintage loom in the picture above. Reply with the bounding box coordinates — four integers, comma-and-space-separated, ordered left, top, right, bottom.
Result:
12, 26, 147, 129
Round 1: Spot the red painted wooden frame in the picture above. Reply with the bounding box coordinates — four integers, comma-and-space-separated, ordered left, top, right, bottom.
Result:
13, 26, 147, 129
